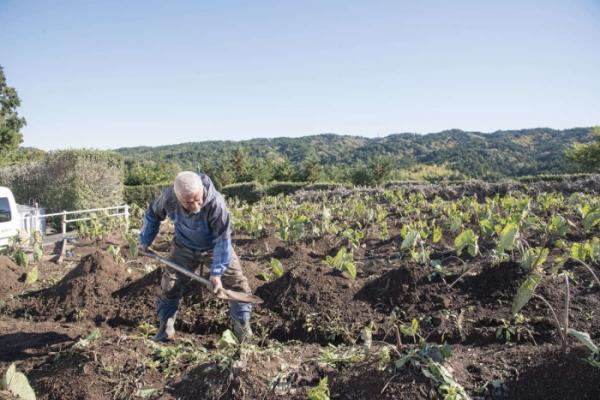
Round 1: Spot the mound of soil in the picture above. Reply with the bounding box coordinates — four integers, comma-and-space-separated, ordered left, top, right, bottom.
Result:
0, 256, 23, 298
26, 251, 136, 322
506, 347, 600, 400
256, 263, 380, 343
458, 262, 523, 301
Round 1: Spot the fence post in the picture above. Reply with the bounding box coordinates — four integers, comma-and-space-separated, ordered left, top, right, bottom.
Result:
124, 204, 130, 231
62, 210, 67, 236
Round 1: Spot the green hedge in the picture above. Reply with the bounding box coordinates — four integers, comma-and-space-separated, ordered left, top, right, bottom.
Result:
221, 182, 264, 203
304, 182, 350, 191
0, 150, 123, 212
124, 183, 170, 207
515, 173, 595, 183
265, 181, 306, 196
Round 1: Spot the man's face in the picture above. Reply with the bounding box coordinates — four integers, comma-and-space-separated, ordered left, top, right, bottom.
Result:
177, 191, 203, 214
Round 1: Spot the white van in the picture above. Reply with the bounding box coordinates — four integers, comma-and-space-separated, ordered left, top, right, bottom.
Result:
0, 186, 20, 247
0, 186, 46, 248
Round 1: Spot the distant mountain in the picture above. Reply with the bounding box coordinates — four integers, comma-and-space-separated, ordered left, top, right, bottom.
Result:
115, 127, 594, 179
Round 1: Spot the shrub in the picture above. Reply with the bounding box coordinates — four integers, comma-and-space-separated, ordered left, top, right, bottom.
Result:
0, 150, 123, 212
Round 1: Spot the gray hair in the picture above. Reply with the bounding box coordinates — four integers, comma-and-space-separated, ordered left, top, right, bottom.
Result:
174, 171, 203, 197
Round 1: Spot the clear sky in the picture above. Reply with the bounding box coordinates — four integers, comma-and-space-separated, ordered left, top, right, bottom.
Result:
1, 0, 599, 150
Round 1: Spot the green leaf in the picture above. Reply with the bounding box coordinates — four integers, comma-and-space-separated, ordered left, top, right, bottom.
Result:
216, 329, 238, 350
432, 226, 442, 243
519, 248, 549, 271
479, 218, 494, 238
401, 229, 419, 250
32, 244, 43, 263
25, 266, 38, 285
583, 211, 600, 230
258, 271, 271, 282
511, 273, 542, 316
454, 229, 478, 257
567, 329, 598, 354
308, 377, 330, 400
497, 223, 519, 253
571, 243, 585, 261
343, 261, 357, 280
270, 258, 284, 278
14, 250, 29, 267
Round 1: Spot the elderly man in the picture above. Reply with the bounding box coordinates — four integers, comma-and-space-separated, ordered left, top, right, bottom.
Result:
139, 171, 253, 342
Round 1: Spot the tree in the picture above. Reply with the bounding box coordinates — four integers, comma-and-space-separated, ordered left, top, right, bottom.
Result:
369, 155, 393, 184
297, 151, 322, 183
566, 127, 600, 172
0, 65, 26, 164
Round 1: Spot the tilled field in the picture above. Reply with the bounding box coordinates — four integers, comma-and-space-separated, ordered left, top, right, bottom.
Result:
1, 183, 600, 399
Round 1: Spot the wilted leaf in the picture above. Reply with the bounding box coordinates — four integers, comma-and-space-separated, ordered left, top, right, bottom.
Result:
74, 328, 100, 349
377, 346, 391, 371
136, 388, 159, 398
567, 329, 598, 354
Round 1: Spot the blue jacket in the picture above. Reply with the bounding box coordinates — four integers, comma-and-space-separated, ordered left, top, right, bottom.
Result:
139, 173, 232, 276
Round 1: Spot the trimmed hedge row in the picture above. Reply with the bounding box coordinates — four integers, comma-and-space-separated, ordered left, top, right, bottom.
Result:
0, 150, 123, 212
124, 183, 171, 207
219, 181, 351, 203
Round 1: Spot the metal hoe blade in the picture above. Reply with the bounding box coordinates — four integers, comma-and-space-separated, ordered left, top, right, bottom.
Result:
140, 249, 264, 304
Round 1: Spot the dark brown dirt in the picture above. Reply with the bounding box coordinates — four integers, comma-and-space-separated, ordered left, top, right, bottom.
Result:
1, 185, 599, 400
0, 256, 25, 298
256, 260, 380, 344
21, 251, 139, 322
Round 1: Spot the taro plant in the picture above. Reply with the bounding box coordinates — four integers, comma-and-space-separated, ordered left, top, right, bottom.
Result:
401, 227, 430, 265
276, 213, 307, 244
324, 248, 357, 279
495, 313, 535, 343
123, 232, 139, 258
107, 244, 124, 264
5, 234, 29, 267
453, 229, 479, 257
512, 267, 599, 355
342, 228, 365, 250
259, 258, 285, 282
31, 231, 43, 263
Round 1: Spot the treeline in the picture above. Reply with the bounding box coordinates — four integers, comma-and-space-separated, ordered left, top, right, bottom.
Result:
120, 127, 597, 188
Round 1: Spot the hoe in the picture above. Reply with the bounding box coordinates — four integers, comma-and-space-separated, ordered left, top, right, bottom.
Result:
140, 249, 263, 304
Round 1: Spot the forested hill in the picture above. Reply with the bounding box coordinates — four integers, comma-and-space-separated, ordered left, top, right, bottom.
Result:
116, 127, 593, 179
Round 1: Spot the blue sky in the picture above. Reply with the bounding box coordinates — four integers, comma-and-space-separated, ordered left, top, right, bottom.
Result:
1, 0, 599, 150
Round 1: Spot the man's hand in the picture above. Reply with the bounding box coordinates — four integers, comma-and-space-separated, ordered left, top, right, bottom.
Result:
210, 275, 223, 294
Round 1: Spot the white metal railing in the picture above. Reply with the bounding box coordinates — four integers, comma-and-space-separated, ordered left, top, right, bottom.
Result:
24, 205, 130, 236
